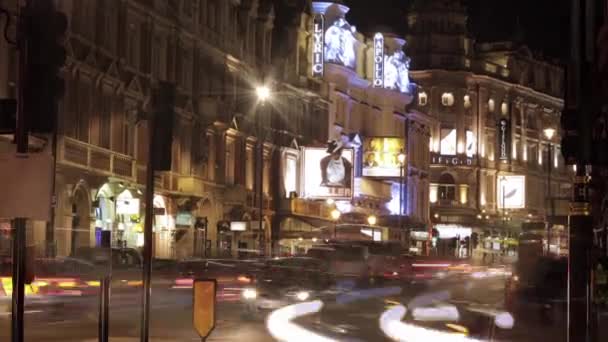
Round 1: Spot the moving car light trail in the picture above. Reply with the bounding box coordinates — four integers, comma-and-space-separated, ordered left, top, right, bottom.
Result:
379, 304, 481, 342
266, 300, 337, 342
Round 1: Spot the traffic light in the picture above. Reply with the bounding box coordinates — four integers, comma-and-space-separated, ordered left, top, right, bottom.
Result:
23, 0, 67, 133
151, 82, 176, 171
560, 108, 580, 165
0, 99, 17, 133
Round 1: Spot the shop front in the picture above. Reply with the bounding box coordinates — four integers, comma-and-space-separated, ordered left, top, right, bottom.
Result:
94, 183, 143, 250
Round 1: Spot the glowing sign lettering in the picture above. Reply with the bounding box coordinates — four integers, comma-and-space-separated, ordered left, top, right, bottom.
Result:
312, 14, 325, 77
498, 118, 510, 161
373, 33, 384, 88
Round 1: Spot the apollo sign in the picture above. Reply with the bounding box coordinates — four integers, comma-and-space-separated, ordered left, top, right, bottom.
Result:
312, 14, 324, 77
373, 33, 384, 88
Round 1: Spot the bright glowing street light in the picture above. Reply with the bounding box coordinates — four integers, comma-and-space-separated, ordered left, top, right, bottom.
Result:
397, 151, 406, 165
367, 215, 377, 226
543, 127, 556, 140
256, 85, 271, 102
330, 209, 341, 221
326, 198, 335, 206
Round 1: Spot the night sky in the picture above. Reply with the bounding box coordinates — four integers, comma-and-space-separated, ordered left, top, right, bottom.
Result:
343, 0, 570, 60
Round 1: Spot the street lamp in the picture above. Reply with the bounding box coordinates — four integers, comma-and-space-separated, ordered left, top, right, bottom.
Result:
500, 176, 507, 228
256, 85, 271, 102
255, 84, 272, 256
543, 127, 556, 254
367, 215, 377, 226
331, 209, 341, 239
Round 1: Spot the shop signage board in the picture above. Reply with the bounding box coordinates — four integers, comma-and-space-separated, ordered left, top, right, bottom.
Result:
312, 14, 324, 77
230, 221, 247, 232
430, 154, 474, 166
362, 137, 405, 177
116, 198, 140, 215
300, 147, 354, 200
0, 153, 53, 220
498, 118, 511, 161
373, 33, 384, 88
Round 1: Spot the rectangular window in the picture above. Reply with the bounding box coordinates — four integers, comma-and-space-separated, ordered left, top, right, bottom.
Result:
99, 92, 112, 149
284, 155, 297, 198
77, 80, 91, 143
207, 1, 216, 30
225, 137, 235, 185
126, 20, 141, 69
440, 128, 457, 155
438, 185, 456, 201
246, 146, 254, 190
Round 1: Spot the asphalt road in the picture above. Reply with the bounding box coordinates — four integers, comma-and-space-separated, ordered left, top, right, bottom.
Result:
0, 274, 604, 341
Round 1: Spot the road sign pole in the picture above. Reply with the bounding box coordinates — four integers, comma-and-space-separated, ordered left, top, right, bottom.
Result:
140, 111, 155, 342
11, 3, 29, 341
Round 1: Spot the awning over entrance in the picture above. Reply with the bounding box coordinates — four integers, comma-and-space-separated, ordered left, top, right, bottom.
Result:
278, 215, 332, 240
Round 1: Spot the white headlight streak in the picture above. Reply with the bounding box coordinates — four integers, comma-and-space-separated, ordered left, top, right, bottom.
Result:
266, 300, 337, 342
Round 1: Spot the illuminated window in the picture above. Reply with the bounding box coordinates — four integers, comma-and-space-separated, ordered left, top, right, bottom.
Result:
459, 185, 468, 204
488, 99, 495, 112
465, 130, 476, 157
501, 102, 508, 115
441, 93, 454, 106
418, 92, 428, 106
429, 184, 438, 203
440, 128, 457, 155
463, 95, 471, 108
437, 174, 456, 201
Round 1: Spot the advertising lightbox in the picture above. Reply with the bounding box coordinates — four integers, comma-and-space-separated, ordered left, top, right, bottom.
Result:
497, 175, 526, 209
362, 137, 405, 177
300, 147, 354, 200
324, 18, 356, 69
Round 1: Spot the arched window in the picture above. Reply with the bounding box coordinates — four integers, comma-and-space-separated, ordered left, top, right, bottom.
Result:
438, 173, 456, 201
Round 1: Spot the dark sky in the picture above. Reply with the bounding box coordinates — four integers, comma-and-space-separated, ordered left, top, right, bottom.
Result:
343, 0, 570, 59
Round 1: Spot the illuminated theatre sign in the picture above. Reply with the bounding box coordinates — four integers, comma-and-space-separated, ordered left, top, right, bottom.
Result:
312, 14, 325, 77
373, 33, 384, 88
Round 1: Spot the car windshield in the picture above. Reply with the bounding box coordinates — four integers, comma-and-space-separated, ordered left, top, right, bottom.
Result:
1, 0, 606, 341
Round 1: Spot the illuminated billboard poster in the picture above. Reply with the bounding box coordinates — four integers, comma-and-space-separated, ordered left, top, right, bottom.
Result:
373, 33, 384, 88
324, 18, 357, 69
497, 175, 526, 209
300, 143, 354, 200
312, 14, 324, 77
466, 130, 476, 157
362, 137, 405, 177
498, 118, 511, 161
440, 128, 457, 156
384, 50, 412, 93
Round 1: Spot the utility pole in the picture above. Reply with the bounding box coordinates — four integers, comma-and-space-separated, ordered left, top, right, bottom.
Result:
12, 4, 28, 341
141, 82, 175, 342
563, 1, 606, 341
10, 2, 67, 341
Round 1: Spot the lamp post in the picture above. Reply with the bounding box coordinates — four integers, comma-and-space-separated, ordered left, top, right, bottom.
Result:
543, 127, 555, 255
500, 176, 507, 226
255, 84, 271, 257
367, 215, 377, 241
397, 150, 406, 243
331, 209, 341, 239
